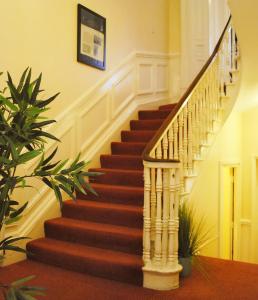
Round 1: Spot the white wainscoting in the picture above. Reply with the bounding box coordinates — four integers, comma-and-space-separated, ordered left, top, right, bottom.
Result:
4, 51, 180, 264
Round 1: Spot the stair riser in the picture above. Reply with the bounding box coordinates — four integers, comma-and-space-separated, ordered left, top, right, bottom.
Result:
121, 131, 155, 143
89, 170, 144, 187
130, 120, 163, 130
111, 142, 145, 155
100, 156, 143, 170
27, 245, 142, 285
62, 203, 143, 228
138, 110, 171, 120
45, 222, 142, 255
77, 188, 143, 206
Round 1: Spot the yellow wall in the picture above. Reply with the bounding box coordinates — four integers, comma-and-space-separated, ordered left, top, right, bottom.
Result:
189, 111, 242, 257
241, 107, 258, 262
0, 0, 170, 118
168, 0, 181, 53
228, 0, 258, 111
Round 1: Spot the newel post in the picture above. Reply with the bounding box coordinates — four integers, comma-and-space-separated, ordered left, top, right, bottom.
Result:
142, 160, 182, 290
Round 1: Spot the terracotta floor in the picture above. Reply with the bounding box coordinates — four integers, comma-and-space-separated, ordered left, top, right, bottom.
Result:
0, 256, 258, 300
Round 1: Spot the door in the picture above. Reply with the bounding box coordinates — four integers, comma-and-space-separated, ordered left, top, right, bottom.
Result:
220, 166, 236, 260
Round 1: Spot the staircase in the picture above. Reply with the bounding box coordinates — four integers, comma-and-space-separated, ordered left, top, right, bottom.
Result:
27, 17, 240, 291
26, 104, 177, 285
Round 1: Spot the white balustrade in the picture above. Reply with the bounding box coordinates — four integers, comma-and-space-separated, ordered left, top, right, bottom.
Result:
142, 19, 240, 290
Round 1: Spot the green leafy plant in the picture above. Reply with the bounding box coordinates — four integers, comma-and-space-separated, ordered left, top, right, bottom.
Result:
1, 276, 45, 300
178, 202, 209, 258
0, 68, 101, 299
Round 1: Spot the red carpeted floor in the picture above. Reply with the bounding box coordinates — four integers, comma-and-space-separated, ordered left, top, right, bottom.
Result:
1, 256, 258, 300
26, 103, 177, 285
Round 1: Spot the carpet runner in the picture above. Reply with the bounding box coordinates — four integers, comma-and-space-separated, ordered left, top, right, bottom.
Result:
26, 103, 176, 285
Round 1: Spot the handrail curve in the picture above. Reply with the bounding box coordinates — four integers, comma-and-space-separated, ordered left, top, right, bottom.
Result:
143, 16, 233, 162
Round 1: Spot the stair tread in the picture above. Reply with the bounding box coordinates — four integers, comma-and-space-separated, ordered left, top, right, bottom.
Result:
111, 142, 147, 155
64, 199, 142, 214
159, 103, 177, 110
130, 119, 164, 130
63, 200, 143, 228
100, 154, 143, 170
131, 118, 164, 122
101, 154, 142, 159
138, 109, 171, 120
139, 109, 171, 113
46, 217, 142, 237
89, 167, 143, 175
28, 238, 142, 267
111, 142, 147, 146
121, 130, 157, 133
90, 183, 143, 192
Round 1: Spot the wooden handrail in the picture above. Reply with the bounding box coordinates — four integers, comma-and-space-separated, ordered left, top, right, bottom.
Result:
143, 16, 232, 162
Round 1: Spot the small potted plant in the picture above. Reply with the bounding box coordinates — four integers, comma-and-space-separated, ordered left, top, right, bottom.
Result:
178, 201, 209, 277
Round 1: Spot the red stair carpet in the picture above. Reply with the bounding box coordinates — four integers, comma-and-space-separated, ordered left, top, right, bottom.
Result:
26, 103, 176, 285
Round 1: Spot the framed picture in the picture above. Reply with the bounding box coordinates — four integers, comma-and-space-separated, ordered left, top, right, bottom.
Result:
77, 4, 106, 70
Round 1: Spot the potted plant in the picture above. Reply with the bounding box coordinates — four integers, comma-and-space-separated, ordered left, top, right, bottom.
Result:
178, 201, 209, 277
0, 68, 100, 299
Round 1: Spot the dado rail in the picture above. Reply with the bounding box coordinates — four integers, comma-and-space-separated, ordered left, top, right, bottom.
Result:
142, 17, 240, 290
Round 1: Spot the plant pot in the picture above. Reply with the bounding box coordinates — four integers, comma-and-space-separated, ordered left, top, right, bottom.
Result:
179, 256, 192, 277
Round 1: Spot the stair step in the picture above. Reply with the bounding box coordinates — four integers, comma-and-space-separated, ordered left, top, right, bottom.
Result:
121, 130, 156, 143
62, 200, 143, 228
159, 103, 177, 111
45, 218, 142, 255
89, 168, 144, 187
27, 238, 142, 285
77, 183, 144, 206
100, 155, 143, 170
130, 119, 164, 130
111, 142, 146, 156
138, 110, 171, 120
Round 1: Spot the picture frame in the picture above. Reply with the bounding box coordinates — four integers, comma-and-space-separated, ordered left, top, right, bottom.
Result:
77, 4, 106, 70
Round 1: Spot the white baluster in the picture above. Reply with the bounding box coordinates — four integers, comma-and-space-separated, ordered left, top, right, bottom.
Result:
187, 102, 193, 174
174, 117, 179, 160
156, 143, 162, 159
168, 168, 176, 266
150, 168, 156, 240
195, 93, 200, 157
162, 168, 169, 264
154, 168, 162, 264
179, 112, 183, 164
162, 133, 168, 160
143, 166, 151, 264
168, 127, 174, 159
174, 167, 181, 261
183, 107, 188, 175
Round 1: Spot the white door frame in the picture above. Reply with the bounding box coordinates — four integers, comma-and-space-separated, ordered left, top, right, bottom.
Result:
251, 155, 258, 262
219, 161, 241, 260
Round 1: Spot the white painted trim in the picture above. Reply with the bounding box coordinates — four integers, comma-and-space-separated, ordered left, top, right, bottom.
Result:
251, 155, 258, 262
137, 63, 154, 95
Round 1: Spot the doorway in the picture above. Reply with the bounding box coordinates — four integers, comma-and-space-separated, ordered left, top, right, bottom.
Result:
220, 164, 239, 260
